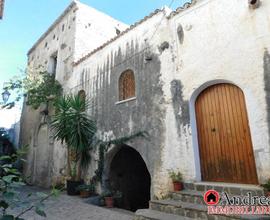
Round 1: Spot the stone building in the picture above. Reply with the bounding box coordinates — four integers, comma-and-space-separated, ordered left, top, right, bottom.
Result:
21, 0, 270, 218
20, 0, 128, 188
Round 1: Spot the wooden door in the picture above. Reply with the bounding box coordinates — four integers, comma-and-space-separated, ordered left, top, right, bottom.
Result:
195, 83, 258, 184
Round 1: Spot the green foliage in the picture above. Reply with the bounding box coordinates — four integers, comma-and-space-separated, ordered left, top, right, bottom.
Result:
2, 68, 62, 109
100, 189, 113, 198
168, 170, 183, 182
51, 95, 96, 180
0, 147, 26, 219
261, 179, 270, 191
0, 146, 61, 219
25, 71, 62, 109
34, 206, 46, 217
94, 143, 106, 182
100, 190, 122, 199
94, 131, 148, 182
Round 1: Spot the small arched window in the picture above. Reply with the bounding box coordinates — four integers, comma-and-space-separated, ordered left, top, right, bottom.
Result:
119, 70, 135, 101
78, 90, 86, 111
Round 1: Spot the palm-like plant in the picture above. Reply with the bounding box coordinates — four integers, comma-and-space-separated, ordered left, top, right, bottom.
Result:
51, 95, 96, 181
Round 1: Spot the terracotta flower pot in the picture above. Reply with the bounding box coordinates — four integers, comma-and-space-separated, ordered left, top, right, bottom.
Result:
80, 190, 91, 198
105, 197, 114, 208
173, 181, 183, 191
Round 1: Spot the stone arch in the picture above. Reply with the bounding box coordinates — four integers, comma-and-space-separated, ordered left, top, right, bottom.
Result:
104, 144, 151, 212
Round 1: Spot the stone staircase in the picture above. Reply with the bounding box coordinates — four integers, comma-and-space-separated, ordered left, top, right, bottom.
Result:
134, 182, 270, 220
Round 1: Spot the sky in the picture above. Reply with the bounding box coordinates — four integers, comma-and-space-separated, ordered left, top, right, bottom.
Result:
0, 0, 189, 128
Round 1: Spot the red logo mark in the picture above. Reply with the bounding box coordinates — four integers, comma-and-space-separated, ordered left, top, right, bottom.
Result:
204, 190, 220, 205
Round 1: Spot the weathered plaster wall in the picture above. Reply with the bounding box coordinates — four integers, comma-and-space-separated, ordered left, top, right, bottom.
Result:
74, 1, 128, 61
22, 0, 270, 197
20, 1, 128, 187
72, 0, 270, 198
164, 0, 270, 185
71, 9, 173, 198
21, 3, 78, 187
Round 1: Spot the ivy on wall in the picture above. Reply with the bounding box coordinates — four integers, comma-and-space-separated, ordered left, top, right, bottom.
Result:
93, 131, 148, 182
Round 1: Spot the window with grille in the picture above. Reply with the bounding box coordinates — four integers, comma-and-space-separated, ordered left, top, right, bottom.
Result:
119, 70, 135, 101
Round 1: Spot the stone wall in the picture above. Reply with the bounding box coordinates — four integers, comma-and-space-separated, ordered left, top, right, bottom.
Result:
20, 1, 128, 187
21, 0, 270, 199
166, 0, 270, 185
71, 8, 170, 198
71, 0, 270, 198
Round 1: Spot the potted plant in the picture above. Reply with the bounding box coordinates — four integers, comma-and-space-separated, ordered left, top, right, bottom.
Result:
168, 170, 183, 191
51, 95, 96, 195
261, 179, 270, 197
102, 190, 114, 208
65, 159, 84, 195
76, 183, 95, 198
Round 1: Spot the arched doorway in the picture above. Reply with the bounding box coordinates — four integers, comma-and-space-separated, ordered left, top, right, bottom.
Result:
109, 145, 151, 212
195, 83, 258, 184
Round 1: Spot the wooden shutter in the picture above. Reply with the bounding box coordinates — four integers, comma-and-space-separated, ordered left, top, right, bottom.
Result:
119, 70, 135, 101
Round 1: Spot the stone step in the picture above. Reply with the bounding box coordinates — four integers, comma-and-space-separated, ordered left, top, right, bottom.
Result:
184, 182, 264, 196
149, 199, 270, 220
170, 189, 265, 206
134, 209, 194, 220
170, 190, 205, 205
150, 199, 211, 219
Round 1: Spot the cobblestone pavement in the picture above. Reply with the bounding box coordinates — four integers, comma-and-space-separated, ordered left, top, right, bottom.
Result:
10, 186, 134, 220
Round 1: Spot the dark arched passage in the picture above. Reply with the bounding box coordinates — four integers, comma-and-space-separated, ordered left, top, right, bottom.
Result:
109, 145, 151, 212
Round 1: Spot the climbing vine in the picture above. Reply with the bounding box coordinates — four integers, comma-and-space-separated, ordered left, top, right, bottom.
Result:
2, 66, 62, 109
93, 131, 148, 182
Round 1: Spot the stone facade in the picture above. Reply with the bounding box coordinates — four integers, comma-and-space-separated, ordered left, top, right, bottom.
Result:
20, 0, 128, 188
21, 0, 270, 201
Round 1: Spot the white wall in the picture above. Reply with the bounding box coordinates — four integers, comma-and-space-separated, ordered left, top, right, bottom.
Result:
74, 1, 128, 61
72, 0, 270, 197
22, 0, 270, 197
162, 0, 270, 185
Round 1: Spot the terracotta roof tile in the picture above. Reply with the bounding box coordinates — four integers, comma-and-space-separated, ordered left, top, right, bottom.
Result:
168, 0, 197, 18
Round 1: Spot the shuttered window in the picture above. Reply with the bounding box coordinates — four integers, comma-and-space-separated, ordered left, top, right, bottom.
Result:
119, 70, 135, 101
